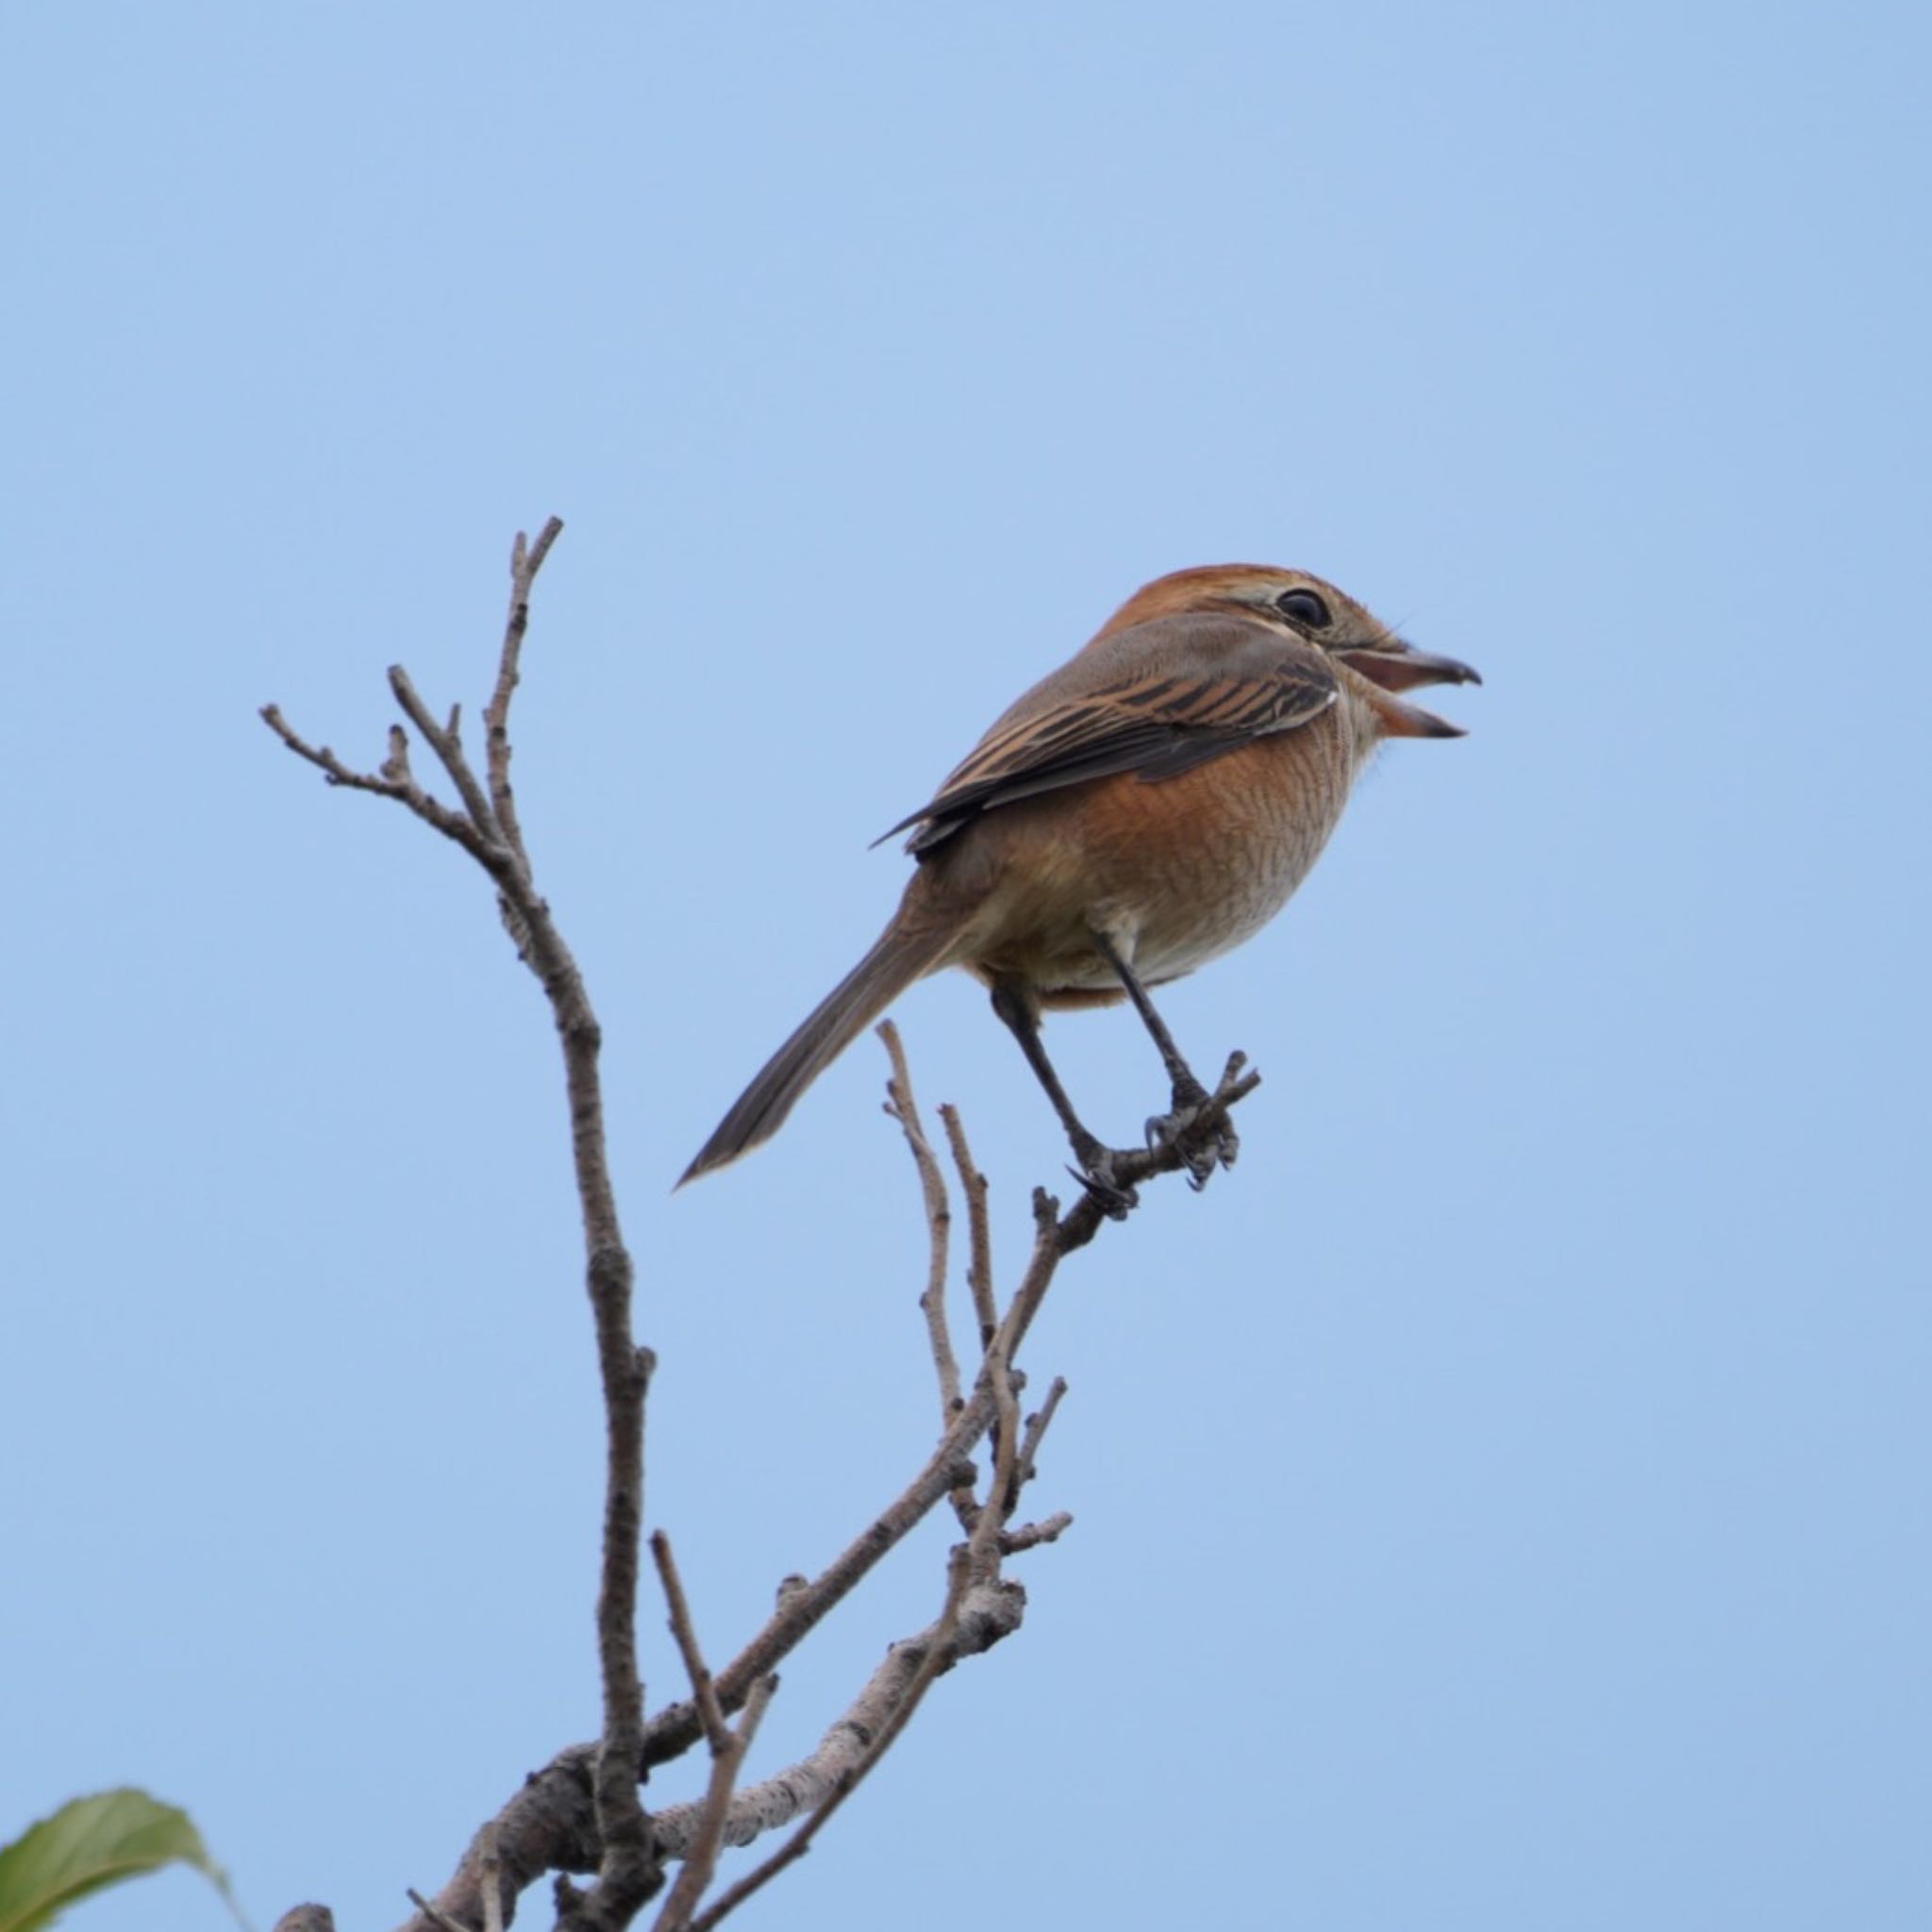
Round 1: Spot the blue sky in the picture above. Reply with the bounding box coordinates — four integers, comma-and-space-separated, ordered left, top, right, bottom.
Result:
5, 5, 1927, 1928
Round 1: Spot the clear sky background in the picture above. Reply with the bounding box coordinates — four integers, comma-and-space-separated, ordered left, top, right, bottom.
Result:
6, 5, 1927, 1929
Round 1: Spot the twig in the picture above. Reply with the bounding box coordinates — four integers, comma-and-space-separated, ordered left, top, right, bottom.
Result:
993, 1374, 1071, 1522
877, 1021, 961, 1423
479, 1826, 504, 1932
998, 1509, 1074, 1555
1015, 1376, 1069, 1494
940, 1105, 997, 1351
649, 1531, 775, 1932
652, 1674, 774, 1932
991, 1187, 1067, 1366
650, 1532, 729, 1752
258, 707, 483, 856
405, 1891, 471, 1932
481, 520, 559, 871
388, 663, 498, 834
976, 1275, 1024, 1561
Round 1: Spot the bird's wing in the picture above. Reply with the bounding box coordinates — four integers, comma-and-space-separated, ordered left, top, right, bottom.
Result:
879, 611, 1338, 855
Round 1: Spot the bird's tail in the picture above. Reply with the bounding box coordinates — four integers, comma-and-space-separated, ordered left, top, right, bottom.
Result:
678, 914, 959, 1186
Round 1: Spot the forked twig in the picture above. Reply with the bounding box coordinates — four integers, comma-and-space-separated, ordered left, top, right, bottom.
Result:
650, 1531, 775, 1932
878, 1021, 962, 1423
266, 522, 658, 1927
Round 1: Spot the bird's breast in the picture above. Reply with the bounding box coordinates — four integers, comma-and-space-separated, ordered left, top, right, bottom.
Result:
933, 708, 1373, 997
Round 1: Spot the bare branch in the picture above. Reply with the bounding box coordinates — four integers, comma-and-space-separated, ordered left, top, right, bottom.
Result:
939, 1104, 996, 1353
650, 1531, 728, 1754
387, 664, 501, 842
650, 1124, 1077, 1761
667, 1058, 1064, 1931
395, 1026, 1090, 1932
267, 525, 661, 1927
481, 519, 562, 871
258, 705, 483, 855
648, 1528, 776, 1932
977, 1298, 1024, 1566
877, 1021, 962, 1424
998, 1510, 1074, 1555
652, 1674, 775, 1932
1015, 1375, 1070, 1498
405, 1890, 472, 1932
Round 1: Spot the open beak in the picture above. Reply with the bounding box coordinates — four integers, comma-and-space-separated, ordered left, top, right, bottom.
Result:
1334, 638, 1482, 739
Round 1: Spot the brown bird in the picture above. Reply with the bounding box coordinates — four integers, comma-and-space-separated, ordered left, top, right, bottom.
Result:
680, 563, 1478, 1202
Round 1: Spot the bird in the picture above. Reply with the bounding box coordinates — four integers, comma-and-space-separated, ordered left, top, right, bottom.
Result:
679, 562, 1479, 1203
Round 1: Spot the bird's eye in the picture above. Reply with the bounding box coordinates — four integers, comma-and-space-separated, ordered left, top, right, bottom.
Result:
1274, 588, 1332, 628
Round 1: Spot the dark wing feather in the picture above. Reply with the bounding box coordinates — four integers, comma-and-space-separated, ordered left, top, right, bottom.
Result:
879, 623, 1338, 856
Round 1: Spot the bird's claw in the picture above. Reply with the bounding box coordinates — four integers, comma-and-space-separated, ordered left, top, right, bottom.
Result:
1066, 1156, 1139, 1220
1143, 1082, 1240, 1191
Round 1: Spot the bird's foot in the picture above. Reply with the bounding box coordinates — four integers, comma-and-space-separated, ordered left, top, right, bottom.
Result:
1144, 1066, 1241, 1191
1066, 1140, 1140, 1220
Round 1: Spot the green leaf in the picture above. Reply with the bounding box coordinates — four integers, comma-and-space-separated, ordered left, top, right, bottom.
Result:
0, 1790, 243, 1932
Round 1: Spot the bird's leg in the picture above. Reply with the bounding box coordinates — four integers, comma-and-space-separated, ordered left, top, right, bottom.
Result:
1085, 927, 1238, 1189
988, 975, 1137, 1217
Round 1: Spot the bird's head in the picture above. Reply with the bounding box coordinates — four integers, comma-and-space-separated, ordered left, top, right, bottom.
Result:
1099, 562, 1482, 737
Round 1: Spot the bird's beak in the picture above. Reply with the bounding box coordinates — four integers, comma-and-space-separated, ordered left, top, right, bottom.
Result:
1335, 639, 1482, 739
